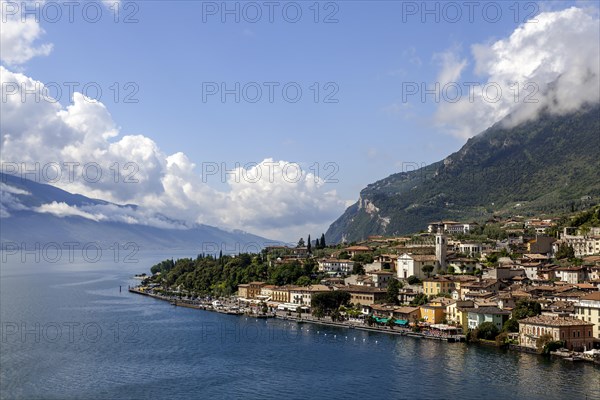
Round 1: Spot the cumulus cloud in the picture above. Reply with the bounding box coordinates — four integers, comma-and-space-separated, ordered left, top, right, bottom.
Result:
0, 66, 347, 240
0, 0, 53, 66
435, 7, 600, 138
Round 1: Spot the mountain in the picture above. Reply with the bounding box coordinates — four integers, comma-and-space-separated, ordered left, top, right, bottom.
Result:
326, 106, 600, 243
0, 173, 277, 251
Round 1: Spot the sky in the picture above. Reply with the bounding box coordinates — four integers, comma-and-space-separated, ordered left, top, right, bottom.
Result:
1, 0, 599, 242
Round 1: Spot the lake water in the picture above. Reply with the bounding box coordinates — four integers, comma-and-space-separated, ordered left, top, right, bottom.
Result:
1, 252, 599, 399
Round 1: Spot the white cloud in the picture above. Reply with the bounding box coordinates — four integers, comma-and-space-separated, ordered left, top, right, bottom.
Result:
35, 201, 105, 222
0, 183, 31, 217
0, 66, 347, 240
434, 46, 468, 85
0, 182, 30, 196
435, 7, 600, 138
0, 0, 53, 66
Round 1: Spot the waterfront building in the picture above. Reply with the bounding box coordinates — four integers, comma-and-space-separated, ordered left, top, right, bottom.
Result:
446, 300, 474, 331
518, 316, 595, 351
237, 281, 266, 299
467, 307, 511, 331
420, 300, 449, 324
344, 285, 387, 306
289, 285, 331, 305
574, 292, 600, 339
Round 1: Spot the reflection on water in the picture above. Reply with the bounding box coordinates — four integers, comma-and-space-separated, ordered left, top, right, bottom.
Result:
1, 253, 599, 400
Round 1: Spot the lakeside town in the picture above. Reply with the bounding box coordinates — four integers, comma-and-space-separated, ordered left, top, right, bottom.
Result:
132, 209, 600, 364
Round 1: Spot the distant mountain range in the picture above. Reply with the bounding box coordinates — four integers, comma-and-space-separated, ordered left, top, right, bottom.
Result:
0, 173, 276, 252
326, 105, 600, 243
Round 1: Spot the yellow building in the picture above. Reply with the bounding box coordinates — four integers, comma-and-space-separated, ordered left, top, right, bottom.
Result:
238, 284, 250, 299
449, 275, 478, 299
574, 292, 600, 339
271, 286, 294, 303
423, 276, 454, 296
420, 301, 447, 324
345, 286, 387, 306
446, 300, 474, 331
237, 281, 265, 299
260, 285, 276, 298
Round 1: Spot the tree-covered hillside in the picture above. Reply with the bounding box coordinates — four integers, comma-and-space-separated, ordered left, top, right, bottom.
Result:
327, 106, 600, 243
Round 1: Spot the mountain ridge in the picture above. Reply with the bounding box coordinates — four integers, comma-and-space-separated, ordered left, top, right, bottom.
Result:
0, 173, 278, 251
326, 106, 600, 243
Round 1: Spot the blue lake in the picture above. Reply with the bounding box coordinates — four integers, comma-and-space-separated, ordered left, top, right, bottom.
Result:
1, 252, 599, 399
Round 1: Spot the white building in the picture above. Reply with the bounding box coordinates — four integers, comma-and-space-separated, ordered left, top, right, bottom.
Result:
554, 266, 587, 284
366, 270, 395, 288
521, 264, 542, 280
397, 253, 437, 280
428, 221, 478, 235
317, 258, 354, 274
289, 285, 331, 305
555, 229, 600, 257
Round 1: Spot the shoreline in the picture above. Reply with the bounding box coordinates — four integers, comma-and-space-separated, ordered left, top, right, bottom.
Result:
130, 287, 473, 344
128, 287, 599, 365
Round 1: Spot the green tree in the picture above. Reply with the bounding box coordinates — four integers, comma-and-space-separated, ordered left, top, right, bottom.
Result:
352, 253, 374, 264
513, 300, 541, 320
536, 333, 563, 354
311, 291, 351, 313
410, 293, 428, 306
407, 275, 421, 285
298, 237, 305, 247
307, 235, 312, 253
312, 308, 325, 319
331, 309, 341, 322
320, 233, 326, 249
386, 279, 401, 305
386, 317, 396, 329
495, 331, 510, 347
315, 237, 320, 249
502, 318, 519, 333
555, 243, 575, 260
352, 262, 365, 275
421, 264, 434, 278
485, 253, 499, 268
477, 322, 500, 340
296, 276, 311, 286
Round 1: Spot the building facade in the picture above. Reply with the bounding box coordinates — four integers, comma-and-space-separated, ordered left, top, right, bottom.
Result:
467, 307, 511, 331
397, 253, 438, 280
518, 316, 595, 351
574, 292, 600, 339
